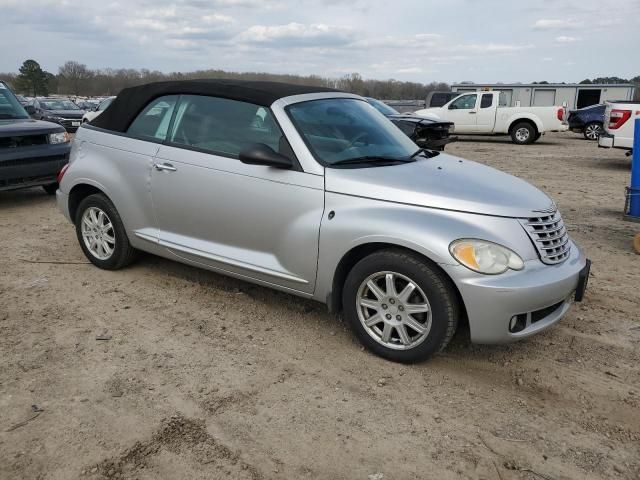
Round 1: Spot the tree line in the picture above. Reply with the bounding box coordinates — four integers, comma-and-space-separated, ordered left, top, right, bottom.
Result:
0, 59, 449, 100
1, 59, 638, 100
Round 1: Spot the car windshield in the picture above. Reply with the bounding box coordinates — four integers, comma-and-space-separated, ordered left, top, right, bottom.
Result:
99, 97, 115, 110
40, 99, 80, 110
366, 97, 399, 116
0, 85, 29, 119
287, 98, 419, 166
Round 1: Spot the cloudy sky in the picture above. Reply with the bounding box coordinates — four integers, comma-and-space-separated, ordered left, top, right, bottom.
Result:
1, 0, 639, 83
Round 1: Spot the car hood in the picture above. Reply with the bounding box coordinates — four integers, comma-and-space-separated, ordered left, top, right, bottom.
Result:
387, 113, 452, 127
43, 109, 84, 117
0, 118, 65, 137
325, 153, 554, 218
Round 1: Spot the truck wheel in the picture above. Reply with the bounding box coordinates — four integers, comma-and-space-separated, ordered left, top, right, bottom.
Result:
583, 122, 603, 141
342, 249, 459, 363
75, 193, 137, 270
510, 122, 536, 145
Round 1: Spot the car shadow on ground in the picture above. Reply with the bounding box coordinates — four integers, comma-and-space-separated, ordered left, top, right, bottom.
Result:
584, 156, 632, 171
0, 187, 55, 208
453, 135, 563, 146
133, 251, 519, 362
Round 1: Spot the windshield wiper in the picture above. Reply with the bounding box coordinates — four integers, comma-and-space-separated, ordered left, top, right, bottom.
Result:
410, 148, 440, 159
331, 156, 416, 167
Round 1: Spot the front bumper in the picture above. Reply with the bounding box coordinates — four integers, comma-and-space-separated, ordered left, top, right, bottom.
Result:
0, 143, 70, 191
419, 135, 458, 150
441, 241, 588, 344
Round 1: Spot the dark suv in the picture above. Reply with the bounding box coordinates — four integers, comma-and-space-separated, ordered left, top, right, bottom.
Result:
26, 97, 85, 132
0, 82, 71, 193
567, 104, 605, 141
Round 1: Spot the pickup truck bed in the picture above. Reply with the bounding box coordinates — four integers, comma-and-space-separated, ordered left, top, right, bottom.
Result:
598, 100, 640, 151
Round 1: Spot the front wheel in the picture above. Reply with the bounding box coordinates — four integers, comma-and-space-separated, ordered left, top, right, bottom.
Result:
342, 250, 460, 363
75, 193, 137, 270
510, 122, 536, 145
583, 122, 603, 141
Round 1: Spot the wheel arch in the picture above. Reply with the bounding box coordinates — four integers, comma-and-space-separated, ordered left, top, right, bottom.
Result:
327, 242, 467, 322
68, 182, 110, 223
508, 117, 540, 136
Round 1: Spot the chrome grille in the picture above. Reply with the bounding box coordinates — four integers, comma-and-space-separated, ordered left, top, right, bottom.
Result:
520, 210, 571, 264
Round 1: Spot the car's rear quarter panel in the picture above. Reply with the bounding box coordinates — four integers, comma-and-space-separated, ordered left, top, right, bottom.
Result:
62, 127, 159, 248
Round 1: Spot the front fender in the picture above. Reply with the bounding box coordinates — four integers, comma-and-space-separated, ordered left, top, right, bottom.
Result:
313, 192, 538, 304
414, 108, 443, 121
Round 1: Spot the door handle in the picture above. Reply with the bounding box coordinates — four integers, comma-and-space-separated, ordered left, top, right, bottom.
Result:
468, 111, 477, 114
154, 162, 177, 172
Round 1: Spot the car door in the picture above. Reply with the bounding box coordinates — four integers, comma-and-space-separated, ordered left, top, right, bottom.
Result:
150, 94, 324, 294
443, 93, 478, 133
475, 93, 496, 132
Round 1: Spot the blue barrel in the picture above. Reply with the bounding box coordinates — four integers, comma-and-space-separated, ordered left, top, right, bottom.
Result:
631, 118, 640, 217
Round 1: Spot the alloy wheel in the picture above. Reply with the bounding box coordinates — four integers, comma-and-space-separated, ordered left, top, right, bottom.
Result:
585, 123, 602, 140
81, 206, 116, 260
356, 271, 432, 350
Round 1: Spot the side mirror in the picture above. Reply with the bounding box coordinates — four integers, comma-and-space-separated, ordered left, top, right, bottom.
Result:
24, 105, 36, 115
448, 104, 457, 110
239, 143, 293, 169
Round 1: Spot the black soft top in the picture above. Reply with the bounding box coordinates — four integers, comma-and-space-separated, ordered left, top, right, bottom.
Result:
91, 79, 341, 133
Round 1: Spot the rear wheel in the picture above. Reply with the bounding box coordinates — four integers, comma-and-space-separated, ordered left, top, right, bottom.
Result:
75, 193, 137, 270
510, 122, 536, 145
583, 122, 603, 141
342, 249, 459, 362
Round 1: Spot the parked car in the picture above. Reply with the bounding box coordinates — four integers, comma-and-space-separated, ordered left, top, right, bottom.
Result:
25, 97, 85, 132
414, 91, 568, 144
82, 96, 116, 124
567, 104, 605, 140
0, 81, 71, 193
366, 97, 456, 151
15, 94, 29, 106
74, 100, 97, 111
598, 100, 640, 152
57, 80, 590, 362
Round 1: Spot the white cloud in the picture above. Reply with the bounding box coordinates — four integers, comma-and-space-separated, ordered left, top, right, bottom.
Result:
235, 23, 354, 46
533, 18, 582, 30
555, 36, 581, 43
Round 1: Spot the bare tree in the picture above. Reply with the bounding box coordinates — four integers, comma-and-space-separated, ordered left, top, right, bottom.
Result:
58, 61, 93, 96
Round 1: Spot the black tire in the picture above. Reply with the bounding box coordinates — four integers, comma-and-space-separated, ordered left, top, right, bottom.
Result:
42, 183, 58, 195
510, 122, 536, 145
74, 193, 137, 270
583, 122, 603, 141
342, 249, 460, 363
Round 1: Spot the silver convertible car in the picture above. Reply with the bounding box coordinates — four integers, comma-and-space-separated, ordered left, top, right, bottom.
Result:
56, 80, 590, 362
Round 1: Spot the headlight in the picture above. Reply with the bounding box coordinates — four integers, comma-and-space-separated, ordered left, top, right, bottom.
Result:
448, 125, 455, 133
48, 132, 70, 144
449, 239, 524, 275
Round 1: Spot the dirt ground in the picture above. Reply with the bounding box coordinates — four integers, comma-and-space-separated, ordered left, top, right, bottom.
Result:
1, 132, 638, 480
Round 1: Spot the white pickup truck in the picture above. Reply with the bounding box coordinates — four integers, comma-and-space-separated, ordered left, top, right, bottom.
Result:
414, 91, 568, 145
598, 100, 640, 152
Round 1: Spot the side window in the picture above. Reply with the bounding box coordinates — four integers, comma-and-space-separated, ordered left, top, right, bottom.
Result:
480, 94, 494, 108
127, 95, 178, 141
449, 94, 477, 110
169, 95, 292, 160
